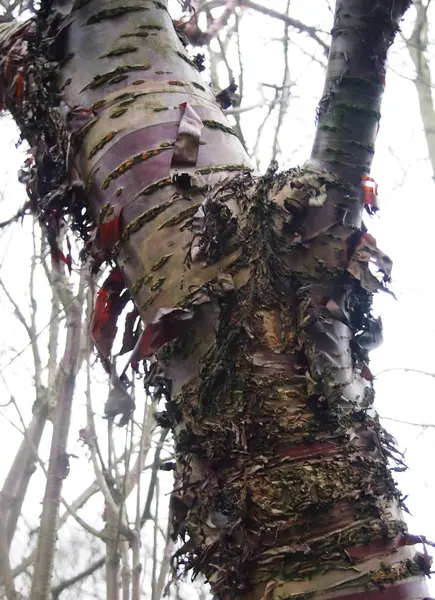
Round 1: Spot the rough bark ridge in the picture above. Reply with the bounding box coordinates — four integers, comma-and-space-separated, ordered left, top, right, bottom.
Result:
0, 0, 431, 599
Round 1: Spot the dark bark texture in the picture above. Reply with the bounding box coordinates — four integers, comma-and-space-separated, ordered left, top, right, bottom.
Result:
0, 0, 432, 599
310, 0, 412, 184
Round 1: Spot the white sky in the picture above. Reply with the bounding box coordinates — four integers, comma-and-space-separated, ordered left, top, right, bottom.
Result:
0, 0, 434, 597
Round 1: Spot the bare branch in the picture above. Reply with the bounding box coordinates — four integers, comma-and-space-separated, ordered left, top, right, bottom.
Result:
0, 276, 32, 338
131, 529, 141, 600
151, 478, 159, 600
120, 540, 130, 600
214, 27, 248, 151
380, 416, 435, 428
271, 0, 292, 163
0, 201, 29, 229
105, 508, 121, 600
125, 402, 154, 498
375, 367, 435, 378
0, 508, 18, 600
182, 0, 238, 45
154, 522, 174, 600
47, 270, 60, 391
0, 407, 48, 548
185, 0, 330, 55
85, 362, 119, 519
13, 443, 147, 578
140, 429, 169, 528
50, 556, 105, 599
0, 288, 82, 378
242, 0, 330, 56
404, 0, 435, 178
29, 271, 85, 600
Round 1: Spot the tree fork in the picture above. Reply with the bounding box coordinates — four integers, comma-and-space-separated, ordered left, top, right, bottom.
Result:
0, 0, 431, 599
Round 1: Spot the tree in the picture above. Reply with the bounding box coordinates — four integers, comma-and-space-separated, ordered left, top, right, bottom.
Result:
0, 225, 177, 600
0, 0, 432, 599
404, 0, 435, 179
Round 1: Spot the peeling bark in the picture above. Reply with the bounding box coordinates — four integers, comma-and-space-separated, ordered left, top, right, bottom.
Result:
162, 167, 429, 600
0, 0, 430, 599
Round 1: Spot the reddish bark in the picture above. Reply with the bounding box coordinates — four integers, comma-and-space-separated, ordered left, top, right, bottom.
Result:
0, 1, 430, 599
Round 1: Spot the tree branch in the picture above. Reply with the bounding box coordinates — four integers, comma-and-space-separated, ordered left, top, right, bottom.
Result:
182, 0, 237, 45
154, 521, 174, 600
375, 367, 435, 378
50, 556, 105, 599
380, 415, 435, 428
29, 271, 85, 600
0, 405, 48, 549
0, 201, 29, 229
310, 0, 412, 185
242, 0, 330, 56
0, 508, 17, 599
405, 0, 435, 179
271, 0, 292, 164
140, 429, 169, 528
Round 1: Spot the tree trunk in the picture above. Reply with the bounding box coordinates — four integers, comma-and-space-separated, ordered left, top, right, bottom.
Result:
406, 0, 435, 180
29, 272, 85, 600
0, 0, 431, 599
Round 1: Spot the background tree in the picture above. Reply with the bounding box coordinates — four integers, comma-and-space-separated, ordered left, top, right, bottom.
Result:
0, 218, 177, 599
403, 0, 435, 179
0, 1, 434, 600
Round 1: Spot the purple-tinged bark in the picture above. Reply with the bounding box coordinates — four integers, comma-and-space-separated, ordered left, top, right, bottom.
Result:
0, 1, 431, 599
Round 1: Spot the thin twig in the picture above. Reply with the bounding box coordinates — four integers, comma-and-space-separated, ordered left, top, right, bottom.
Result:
375, 367, 435, 378
271, 0, 292, 163
242, 0, 329, 56
140, 429, 169, 528
0, 291, 81, 377
380, 416, 435, 428
50, 557, 105, 599
0, 201, 29, 229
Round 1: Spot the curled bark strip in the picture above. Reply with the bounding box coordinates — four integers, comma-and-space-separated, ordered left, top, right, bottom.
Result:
164, 166, 431, 597
119, 307, 140, 355
347, 232, 393, 294
0, 21, 33, 108
90, 268, 130, 370
361, 175, 380, 215
171, 101, 203, 172
134, 307, 194, 360
95, 205, 124, 250
105, 373, 135, 424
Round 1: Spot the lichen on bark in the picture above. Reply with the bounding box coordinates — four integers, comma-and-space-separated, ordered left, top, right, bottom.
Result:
0, 0, 429, 599
160, 166, 420, 599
